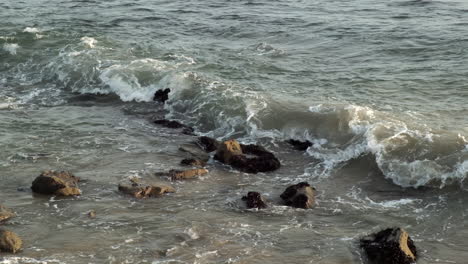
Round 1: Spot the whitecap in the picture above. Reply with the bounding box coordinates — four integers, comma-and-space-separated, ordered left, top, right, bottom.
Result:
81, 36, 97, 48
3, 43, 19, 55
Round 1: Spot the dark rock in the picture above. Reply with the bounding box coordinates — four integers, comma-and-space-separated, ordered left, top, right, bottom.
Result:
118, 179, 175, 199
0, 205, 15, 223
181, 158, 206, 167
242, 192, 267, 209
287, 139, 312, 151
170, 168, 208, 181
153, 119, 194, 135
280, 182, 316, 209
0, 229, 22, 253
214, 139, 281, 173
360, 228, 417, 264
31, 170, 81, 196
87, 210, 96, 219
198, 136, 220, 152
153, 88, 170, 103
179, 143, 210, 162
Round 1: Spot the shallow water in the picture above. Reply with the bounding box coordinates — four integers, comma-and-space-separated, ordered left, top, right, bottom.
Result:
1, 0, 467, 263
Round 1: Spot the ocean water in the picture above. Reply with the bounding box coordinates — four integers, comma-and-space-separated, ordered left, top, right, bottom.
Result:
0, 0, 467, 263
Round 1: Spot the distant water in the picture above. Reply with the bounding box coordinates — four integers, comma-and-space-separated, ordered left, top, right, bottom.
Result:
0, 0, 467, 263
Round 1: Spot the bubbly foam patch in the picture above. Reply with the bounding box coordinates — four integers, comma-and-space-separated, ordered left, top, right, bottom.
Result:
3, 43, 19, 55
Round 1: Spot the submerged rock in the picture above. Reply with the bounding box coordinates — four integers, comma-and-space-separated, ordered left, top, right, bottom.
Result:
214, 139, 281, 173
0, 205, 15, 223
180, 158, 207, 167
360, 228, 417, 264
242, 192, 267, 209
287, 139, 312, 151
153, 88, 170, 103
118, 179, 175, 199
31, 170, 81, 196
198, 136, 220, 152
0, 229, 22, 253
179, 143, 210, 162
280, 182, 315, 209
170, 168, 208, 181
153, 119, 194, 135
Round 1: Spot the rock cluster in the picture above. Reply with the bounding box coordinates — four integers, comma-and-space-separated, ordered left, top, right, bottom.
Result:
31, 170, 81, 196
118, 179, 176, 199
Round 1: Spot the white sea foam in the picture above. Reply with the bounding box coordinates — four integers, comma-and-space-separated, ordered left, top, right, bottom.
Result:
81, 36, 97, 48
23, 27, 41, 33
3, 43, 19, 55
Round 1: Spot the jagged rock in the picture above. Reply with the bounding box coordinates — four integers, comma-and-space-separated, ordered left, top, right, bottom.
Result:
153, 88, 170, 103
360, 228, 417, 264
31, 170, 81, 196
280, 182, 315, 209
0, 229, 22, 253
153, 119, 194, 135
198, 136, 219, 152
179, 143, 210, 162
214, 139, 281, 173
242, 192, 267, 209
0, 205, 15, 223
118, 179, 175, 199
287, 139, 312, 151
180, 158, 206, 167
170, 168, 208, 181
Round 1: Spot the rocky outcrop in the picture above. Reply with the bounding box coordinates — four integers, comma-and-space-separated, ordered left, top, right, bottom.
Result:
180, 158, 207, 167
153, 88, 170, 103
198, 136, 220, 152
153, 119, 194, 135
242, 192, 267, 209
214, 139, 281, 173
170, 168, 208, 181
280, 182, 315, 209
118, 179, 175, 199
360, 228, 417, 264
31, 170, 81, 196
0, 229, 22, 253
287, 139, 312, 151
0, 205, 15, 223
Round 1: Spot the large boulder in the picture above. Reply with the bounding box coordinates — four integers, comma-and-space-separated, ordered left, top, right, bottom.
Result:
0, 229, 22, 253
153, 88, 170, 103
214, 140, 281, 173
0, 205, 15, 223
280, 182, 316, 209
198, 136, 220, 152
170, 168, 208, 181
118, 179, 175, 199
287, 139, 312, 151
242, 192, 267, 209
31, 170, 81, 196
360, 228, 417, 264
153, 119, 194, 135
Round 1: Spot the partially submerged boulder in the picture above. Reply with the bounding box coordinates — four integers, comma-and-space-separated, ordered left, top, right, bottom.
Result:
31, 170, 81, 196
287, 139, 312, 151
180, 158, 207, 167
118, 179, 175, 199
0, 205, 15, 223
153, 119, 194, 135
242, 192, 267, 209
170, 168, 208, 181
0, 229, 22, 253
360, 228, 417, 264
280, 182, 315, 209
214, 139, 281, 173
153, 88, 170, 103
179, 143, 210, 162
198, 136, 220, 152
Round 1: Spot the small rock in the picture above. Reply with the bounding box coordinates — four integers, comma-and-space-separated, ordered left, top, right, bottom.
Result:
170, 168, 208, 181
0, 205, 15, 223
31, 170, 81, 196
180, 158, 206, 167
360, 227, 417, 264
287, 139, 312, 151
0, 229, 22, 253
242, 192, 267, 209
214, 139, 243, 164
87, 210, 96, 219
153, 119, 194, 135
118, 180, 175, 199
280, 182, 315, 209
153, 88, 170, 103
198, 136, 220, 152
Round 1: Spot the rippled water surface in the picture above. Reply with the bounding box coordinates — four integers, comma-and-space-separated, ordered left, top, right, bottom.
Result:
1, 0, 467, 263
